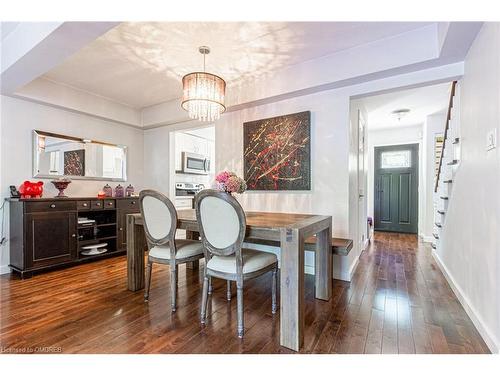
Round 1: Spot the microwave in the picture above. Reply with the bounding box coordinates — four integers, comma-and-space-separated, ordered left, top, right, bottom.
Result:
182, 152, 210, 175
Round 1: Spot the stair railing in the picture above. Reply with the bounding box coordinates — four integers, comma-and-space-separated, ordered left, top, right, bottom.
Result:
434, 81, 457, 192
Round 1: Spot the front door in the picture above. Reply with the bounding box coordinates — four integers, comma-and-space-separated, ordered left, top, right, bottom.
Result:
374, 144, 418, 233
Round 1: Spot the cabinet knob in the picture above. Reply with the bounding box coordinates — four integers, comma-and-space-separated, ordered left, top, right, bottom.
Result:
71, 234, 76, 238
108, 202, 113, 206
119, 227, 123, 231
83, 203, 88, 207
96, 202, 101, 206
50, 204, 56, 208
131, 201, 136, 205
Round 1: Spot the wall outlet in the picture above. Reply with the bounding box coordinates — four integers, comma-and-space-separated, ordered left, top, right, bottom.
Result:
486, 128, 497, 151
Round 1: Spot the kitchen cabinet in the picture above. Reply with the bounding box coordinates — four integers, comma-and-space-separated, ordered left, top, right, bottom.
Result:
174, 132, 211, 171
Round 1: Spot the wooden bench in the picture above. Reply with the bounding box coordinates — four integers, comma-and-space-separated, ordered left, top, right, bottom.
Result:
244, 237, 353, 256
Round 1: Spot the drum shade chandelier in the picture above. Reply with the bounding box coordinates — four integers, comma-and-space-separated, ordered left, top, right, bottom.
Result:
181, 46, 226, 122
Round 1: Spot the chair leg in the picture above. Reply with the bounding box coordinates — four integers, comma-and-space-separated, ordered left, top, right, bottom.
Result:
170, 264, 177, 312
272, 267, 278, 314
226, 280, 232, 301
208, 276, 213, 295
144, 261, 153, 302
200, 274, 209, 324
237, 282, 244, 338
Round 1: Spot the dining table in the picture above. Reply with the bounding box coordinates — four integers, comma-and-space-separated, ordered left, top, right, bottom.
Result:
126, 209, 332, 352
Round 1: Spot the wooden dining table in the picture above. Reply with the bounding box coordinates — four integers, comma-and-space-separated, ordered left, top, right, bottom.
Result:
126, 209, 332, 352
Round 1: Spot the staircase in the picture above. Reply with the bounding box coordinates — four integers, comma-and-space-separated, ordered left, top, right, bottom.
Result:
432, 81, 460, 250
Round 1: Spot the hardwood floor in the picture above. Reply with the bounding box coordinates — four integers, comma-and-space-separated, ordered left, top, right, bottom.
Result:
0, 232, 490, 354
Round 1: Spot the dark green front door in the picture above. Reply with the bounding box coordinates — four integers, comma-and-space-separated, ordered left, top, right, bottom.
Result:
374, 144, 418, 234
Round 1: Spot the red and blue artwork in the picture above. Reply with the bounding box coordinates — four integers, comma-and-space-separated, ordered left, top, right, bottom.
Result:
243, 111, 311, 191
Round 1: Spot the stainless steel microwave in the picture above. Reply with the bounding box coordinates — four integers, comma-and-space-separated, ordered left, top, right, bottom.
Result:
182, 152, 210, 175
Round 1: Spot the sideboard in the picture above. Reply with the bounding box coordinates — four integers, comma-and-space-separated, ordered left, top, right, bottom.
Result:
8, 197, 140, 278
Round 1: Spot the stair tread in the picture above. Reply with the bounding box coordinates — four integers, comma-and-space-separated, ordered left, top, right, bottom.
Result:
435, 222, 442, 228
452, 138, 460, 144
440, 196, 449, 200
443, 180, 453, 183
433, 233, 439, 239
431, 243, 437, 249
447, 160, 458, 165
437, 210, 445, 214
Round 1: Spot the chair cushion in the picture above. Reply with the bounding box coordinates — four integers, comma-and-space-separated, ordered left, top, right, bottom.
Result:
149, 239, 203, 260
206, 249, 277, 274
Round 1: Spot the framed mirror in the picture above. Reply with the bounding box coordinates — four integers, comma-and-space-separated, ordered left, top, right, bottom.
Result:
33, 130, 127, 181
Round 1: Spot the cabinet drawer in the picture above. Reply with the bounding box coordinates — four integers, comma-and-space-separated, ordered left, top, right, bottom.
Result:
25, 201, 76, 213
116, 198, 139, 210
91, 200, 104, 210
77, 201, 91, 210
103, 199, 115, 209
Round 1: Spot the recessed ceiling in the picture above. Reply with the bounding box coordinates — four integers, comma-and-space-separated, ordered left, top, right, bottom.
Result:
41, 21, 434, 109
0, 22, 20, 41
361, 82, 452, 130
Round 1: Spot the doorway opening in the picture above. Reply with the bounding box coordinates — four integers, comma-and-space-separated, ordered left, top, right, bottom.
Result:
169, 124, 215, 238
351, 81, 454, 246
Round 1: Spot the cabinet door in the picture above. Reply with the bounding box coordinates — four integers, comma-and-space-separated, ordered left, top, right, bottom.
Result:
25, 212, 77, 269
117, 209, 138, 250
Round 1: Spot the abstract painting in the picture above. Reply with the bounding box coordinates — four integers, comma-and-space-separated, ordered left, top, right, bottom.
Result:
243, 111, 311, 190
64, 149, 85, 176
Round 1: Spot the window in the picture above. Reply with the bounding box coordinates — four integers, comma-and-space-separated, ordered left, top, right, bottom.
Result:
381, 150, 411, 169
102, 145, 124, 178
49, 151, 60, 174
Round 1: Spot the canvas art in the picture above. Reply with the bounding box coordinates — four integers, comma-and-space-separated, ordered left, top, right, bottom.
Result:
64, 149, 85, 176
243, 111, 311, 190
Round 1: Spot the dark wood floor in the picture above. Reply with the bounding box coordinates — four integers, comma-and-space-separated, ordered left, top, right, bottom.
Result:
0, 232, 490, 354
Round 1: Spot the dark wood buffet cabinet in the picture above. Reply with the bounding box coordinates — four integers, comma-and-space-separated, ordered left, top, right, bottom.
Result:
9, 197, 140, 278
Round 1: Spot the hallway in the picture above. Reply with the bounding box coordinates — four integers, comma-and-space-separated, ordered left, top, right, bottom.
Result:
0, 232, 490, 354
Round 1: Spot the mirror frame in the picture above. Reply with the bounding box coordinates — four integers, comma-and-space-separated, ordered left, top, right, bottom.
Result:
32, 130, 128, 182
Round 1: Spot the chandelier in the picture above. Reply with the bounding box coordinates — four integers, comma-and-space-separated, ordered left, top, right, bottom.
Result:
181, 46, 226, 122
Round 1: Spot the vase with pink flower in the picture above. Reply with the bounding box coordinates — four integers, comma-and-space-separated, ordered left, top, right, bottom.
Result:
215, 171, 247, 195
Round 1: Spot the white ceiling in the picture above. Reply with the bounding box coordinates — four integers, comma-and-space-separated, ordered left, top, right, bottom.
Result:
361, 82, 451, 131
0, 22, 20, 41
41, 22, 434, 109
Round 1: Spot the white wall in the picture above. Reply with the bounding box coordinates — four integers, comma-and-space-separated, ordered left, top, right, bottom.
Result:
142, 63, 465, 281
433, 23, 500, 353
422, 113, 446, 239
366, 124, 424, 235
214, 90, 352, 280
0, 95, 144, 274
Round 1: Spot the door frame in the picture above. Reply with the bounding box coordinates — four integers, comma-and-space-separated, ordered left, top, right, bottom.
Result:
357, 111, 368, 251
373, 143, 419, 234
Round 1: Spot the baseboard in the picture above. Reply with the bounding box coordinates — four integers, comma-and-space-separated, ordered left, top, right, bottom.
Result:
363, 238, 370, 250
432, 250, 499, 354
0, 265, 10, 275
349, 255, 360, 281
420, 235, 434, 243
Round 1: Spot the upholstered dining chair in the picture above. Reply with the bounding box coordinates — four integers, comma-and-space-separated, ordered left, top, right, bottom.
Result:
139, 189, 204, 312
195, 189, 278, 338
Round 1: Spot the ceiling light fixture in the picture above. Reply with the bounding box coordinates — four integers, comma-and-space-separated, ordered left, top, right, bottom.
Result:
391, 108, 410, 122
181, 46, 226, 122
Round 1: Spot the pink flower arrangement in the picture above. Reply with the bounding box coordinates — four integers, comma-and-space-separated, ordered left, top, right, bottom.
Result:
215, 171, 247, 194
